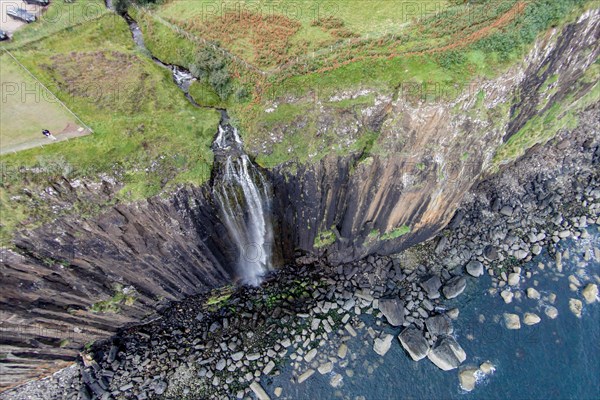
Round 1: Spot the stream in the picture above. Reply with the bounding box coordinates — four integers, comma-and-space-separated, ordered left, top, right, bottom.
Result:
122, 12, 204, 108
121, 9, 274, 285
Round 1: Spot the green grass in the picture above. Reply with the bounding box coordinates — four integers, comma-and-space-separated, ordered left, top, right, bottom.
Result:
380, 225, 411, 240
0, 54, 87, 154
204, 285, 234, 311
314, 227, 336, 248
130, 6, 197, 69
0, 13, 220, 243
90, 284, 136, 313
188, 80, 223, 107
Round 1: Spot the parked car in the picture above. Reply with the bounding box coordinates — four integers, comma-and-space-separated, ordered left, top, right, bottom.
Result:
7, 8, 37, 23
0, 30, 9, 41
23, 0, 50, 6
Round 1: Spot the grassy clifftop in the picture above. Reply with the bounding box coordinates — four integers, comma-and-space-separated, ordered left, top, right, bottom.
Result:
128, 0, 592, 167
0, 7, 220, 243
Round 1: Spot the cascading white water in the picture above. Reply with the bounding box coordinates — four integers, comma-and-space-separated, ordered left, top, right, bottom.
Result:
212, 123, 273, 285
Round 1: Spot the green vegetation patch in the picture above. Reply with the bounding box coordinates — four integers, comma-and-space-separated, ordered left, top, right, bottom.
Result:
314, 227, 336, 248
90, 284, 137, 313
381, 225, 411, 241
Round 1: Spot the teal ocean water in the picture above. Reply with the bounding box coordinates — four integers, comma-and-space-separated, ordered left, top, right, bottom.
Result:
268, 231, 600, 400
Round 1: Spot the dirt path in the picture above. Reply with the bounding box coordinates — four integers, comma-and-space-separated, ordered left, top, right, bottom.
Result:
0, 125, 91, 155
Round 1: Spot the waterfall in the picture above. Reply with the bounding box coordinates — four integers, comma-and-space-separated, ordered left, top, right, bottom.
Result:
212, 122, 273, 285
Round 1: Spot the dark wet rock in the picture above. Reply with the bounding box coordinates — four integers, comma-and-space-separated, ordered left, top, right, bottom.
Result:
398, 328, 430, 361
434, 236, 448, 254
420, 276, 442, 299
379, 298, 405, 326
483, 245, 498, 261
500, 206, 514, 217
465, 260, 484, 277
442, 277, 466, 299
427, 336, 466, 371
425, 314, 453, 336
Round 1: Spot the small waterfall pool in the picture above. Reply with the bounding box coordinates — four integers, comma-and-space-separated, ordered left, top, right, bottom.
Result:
212, 119, 274, 286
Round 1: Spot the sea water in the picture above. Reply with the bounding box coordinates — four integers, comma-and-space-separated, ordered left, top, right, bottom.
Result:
267, 230, 600, 400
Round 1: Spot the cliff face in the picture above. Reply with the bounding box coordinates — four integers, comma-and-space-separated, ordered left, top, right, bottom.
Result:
0, 184, 233, 389
271, 9, 599, 264
1, 9, 598, 391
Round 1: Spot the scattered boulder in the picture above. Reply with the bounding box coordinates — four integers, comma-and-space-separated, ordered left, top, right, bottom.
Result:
442, 277, 467, 299
373, 334, 393, 356
466, 261, 484, 277
479, 361, 495, 375
483, 245, 498, 261
318, 362, 333, 375
337, 344, 348, 359
297, 369, 315, 384
569, 298, 583, 318
398, 327, 430, 361
425, 314, 453, 336
508, 273, 520, 286
500, 206, 513, 217
501, 290, 513, 304
459, 366, 479, 392
250, 382, 270, 400
427, 336, 466, 371
153, 380, 167, 395
514, 250, 529, 260
526, 288, 541, 300
435, 236, 448, 254
263, 360, 275, 375
330, 373, 343, 388
420, 276, 442, 299
304, 348, 317, 362
503, 313, 521, 329
545, 306, 558, 319
379, 298, 405, 326
582, 284, 598, 304
446, 308, 460, 320
523, 313, 541, 325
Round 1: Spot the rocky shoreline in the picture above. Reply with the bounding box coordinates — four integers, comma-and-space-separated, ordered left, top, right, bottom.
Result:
2, 105, 599, 399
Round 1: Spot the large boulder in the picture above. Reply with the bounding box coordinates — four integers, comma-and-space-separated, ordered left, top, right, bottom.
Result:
398, 328, 430, 361
442, 276, 467, 299
503, 313, 521, 329
425, 314, 453, 336
420, 276, 442, 299
427, 337, 466, 371
582, 284, 598, 304
459, 366, 479, 392
465, 261, 484, 277
569, 298, 583, 318
523, 313, 541, 325
379, 298, 405, 326
483, 245, 498, 261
